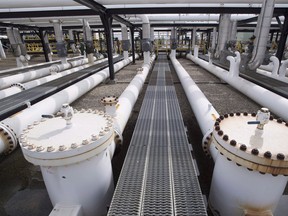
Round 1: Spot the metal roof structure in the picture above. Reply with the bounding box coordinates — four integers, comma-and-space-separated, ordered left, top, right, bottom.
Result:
0, 0, 287, 31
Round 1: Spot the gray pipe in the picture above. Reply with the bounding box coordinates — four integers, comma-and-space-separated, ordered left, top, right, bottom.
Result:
248, 0, 275, 70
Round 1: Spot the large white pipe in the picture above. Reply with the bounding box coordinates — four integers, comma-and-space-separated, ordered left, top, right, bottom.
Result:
248, 0, 275, 70
187, 52, 288, 122
170, 54, 219, 159
0, 57, 80, 74
120, 23, 129, 59
0, 57, 111, 99
0, 56, 135, 155
139, 15, 151, 65
0, 57, 88, 90
116, 54, 156, 134
216, 14, 231, 57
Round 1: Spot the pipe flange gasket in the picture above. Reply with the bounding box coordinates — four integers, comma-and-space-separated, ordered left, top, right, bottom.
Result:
10, 83, 26, 91
0, 122, 18, 155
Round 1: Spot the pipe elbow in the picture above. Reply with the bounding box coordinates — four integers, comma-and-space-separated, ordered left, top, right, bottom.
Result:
227, 56, 236, 64
139, 15, 149, 24
235, 51, 241, 64
279, 59, 288, 77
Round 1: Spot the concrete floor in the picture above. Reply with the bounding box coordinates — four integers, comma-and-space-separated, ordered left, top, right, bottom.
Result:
0, 53, 285, 216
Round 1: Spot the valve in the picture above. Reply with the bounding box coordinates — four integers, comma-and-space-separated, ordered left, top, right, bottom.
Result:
42, 104, 74, 126
59, 103, 74, 125
247, 108, 270, 130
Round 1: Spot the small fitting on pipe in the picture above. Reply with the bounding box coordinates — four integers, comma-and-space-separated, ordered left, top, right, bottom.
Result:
136, 67, 144, 74
101, 96, 119, 117
256, 108, 270, 130
0, 122, 18, 155
58, 103, 74, 126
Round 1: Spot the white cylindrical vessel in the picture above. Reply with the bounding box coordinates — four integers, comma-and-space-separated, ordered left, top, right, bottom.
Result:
19, 109, 115, 216
209, 112, 288, 216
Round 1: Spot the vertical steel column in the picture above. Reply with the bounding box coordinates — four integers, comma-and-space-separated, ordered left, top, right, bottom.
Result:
130, 27, 136, 64
269, 30, 275, 42
100, 14, 115, 80
276, 14, 288, 61
39, 29, 50, 62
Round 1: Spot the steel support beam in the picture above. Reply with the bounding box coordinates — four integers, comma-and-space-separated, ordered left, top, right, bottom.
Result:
276, 15, 288, 61
100, 14, 115, 80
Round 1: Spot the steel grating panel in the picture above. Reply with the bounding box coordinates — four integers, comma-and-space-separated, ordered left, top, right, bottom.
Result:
108, 54, 207, 216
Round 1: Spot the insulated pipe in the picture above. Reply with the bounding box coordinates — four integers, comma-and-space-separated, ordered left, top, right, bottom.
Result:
115, 54, 156, 135
50, 20, 67, 64
279, 59, 288, 77
248, 0, 275, 70
230, 21, 237, 41
170, 27, 177, 58
0, 40, 6, 59
68, 29, 77, 54
211, 27, 216, 50
191, 27, 196, 51
170, 54, 219, 159
0, 56, 136, 155
139, 15, 151, 65
0, 56, 108, 99
0, 57, 86, 90
187, 53, 288, 122
120, 23, 129, 59
216, 14, 231, 57
6, 27, 30, 67
82, 19, 94, 64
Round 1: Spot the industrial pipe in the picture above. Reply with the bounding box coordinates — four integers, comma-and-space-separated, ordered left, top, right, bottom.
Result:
0, 56, 90, 90
102, 54, 156, 158
187, 52, 288, 122
0, 56, 136, 155
170, 54, 219, 159
0, 40, 6, 59
215, 14, 231, 58
120, 23, 130, 59
172, 54, 288, 216
139, 15, 151, 65
116, 54, 156, 134
82, 19, 95, 64
50, 20, 67, 64
248, 0, 275, 70
0, 56, 109, 99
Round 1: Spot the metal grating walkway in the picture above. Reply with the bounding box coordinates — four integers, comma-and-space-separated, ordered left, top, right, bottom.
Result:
108, 54, 207, 216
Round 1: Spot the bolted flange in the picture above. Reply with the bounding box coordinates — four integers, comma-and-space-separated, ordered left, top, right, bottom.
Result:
0, 122, 18, 155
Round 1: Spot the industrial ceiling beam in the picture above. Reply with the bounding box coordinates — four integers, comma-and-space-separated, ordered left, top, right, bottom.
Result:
73, 0, 134, 28
107, 7, 288, 15
238, 16, 259, 25
0, 9, 98, 19
0, 21, 39, 30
